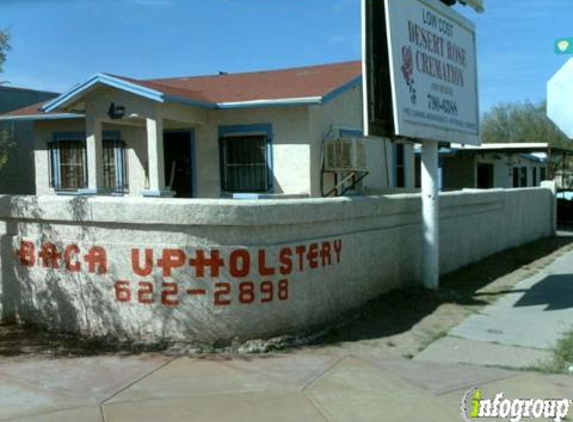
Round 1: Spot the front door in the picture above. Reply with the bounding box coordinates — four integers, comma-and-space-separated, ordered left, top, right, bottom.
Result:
477, 163, 494, 189
163, 131, 193, 198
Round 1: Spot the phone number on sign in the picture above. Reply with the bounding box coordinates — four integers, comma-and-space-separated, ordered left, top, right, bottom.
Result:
114, 278, 289, 307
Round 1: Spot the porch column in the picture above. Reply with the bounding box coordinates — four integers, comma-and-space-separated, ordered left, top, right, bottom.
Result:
85, 117, 104, 193
143, 117, 173, 197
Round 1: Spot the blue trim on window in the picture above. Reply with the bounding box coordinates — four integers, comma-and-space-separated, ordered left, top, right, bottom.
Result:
339, 128, 364, 138
218, 124, 273, 138
52, 131, 85, 141
55, 146, 61, 188
113, 139, 128, 192
49, 130, 124, 193
51, 130, 120, 142
48, 141, 60, 189
218, 123, 274, 194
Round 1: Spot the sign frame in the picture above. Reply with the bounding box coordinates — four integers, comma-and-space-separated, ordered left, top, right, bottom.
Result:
362, 0, 480, 145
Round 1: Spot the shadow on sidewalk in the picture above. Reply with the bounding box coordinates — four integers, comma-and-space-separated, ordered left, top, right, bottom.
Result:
513, 274, 573, 311
302, 234, 573, 347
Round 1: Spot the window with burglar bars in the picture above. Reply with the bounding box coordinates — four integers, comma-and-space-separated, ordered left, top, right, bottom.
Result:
55, 140, 87, 190
102, 139, 128, 191
220, 134, 270, 193
48, 132, 127, 193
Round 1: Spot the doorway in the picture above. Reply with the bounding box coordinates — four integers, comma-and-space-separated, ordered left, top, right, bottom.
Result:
477, 163, 494, 189
163, 130, 194, 198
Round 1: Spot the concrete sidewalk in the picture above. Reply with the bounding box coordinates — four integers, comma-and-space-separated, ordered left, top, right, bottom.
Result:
417, 241, 573, 369
1, 353, 572, 422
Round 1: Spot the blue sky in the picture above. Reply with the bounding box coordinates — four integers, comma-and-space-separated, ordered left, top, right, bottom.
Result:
0, 0, 571, 113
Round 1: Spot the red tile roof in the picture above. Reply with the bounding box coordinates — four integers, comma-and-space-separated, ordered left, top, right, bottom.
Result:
2, 101, 51, 117
2, 61, 362, 117
140, 60, 362, 103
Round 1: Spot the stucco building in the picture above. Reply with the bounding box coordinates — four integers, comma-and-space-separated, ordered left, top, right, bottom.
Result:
414, 143, 558, 191
0, 61, 415, 199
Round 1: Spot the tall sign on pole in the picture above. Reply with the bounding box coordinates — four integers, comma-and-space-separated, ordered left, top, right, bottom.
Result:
362, 0, 481, 289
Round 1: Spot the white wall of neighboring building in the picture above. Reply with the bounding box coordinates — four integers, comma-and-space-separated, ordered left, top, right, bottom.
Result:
475, 153, 547, 188
441, 152, 547, 190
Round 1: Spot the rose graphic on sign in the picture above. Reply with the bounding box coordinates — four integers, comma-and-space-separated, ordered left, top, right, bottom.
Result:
401, 45, 417, 105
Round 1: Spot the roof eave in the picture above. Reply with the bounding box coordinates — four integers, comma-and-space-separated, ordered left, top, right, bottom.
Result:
0, 113, 84, 121
41, 73, 166, 113
164, 94, 217, 109
217, 96, 322, 109
216, 75, 363, 109
321, 75, 363, 104
37, 71, 363, 114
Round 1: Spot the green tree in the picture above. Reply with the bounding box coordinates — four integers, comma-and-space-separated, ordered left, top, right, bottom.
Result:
0, 29, 12, 171
481, 100, 570, 148
0, 29, 9, 73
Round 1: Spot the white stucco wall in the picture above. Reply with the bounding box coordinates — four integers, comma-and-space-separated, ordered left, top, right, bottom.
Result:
32, 99, 312, 198
308, 85, 416, 195
0, 188, 554, 344
308, 84, 397, 196
33, 119, 148, 197
475, 153, 546, 188
196, 106, 311, 197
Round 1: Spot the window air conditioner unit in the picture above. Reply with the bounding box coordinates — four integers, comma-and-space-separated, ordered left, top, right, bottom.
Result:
324, 138, 367, 172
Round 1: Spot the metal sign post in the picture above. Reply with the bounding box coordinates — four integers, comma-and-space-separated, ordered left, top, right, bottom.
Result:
421, 141, 439, 289
362, 0, 481, 290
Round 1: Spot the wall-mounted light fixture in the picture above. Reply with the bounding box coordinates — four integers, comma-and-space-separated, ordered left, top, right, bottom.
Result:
108, 103, 126, 120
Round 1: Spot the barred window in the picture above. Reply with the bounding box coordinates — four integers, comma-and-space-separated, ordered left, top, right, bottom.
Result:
48, 132, 127, 193
52, 140, 87, 190
220, 134, 271, 193
102, 139, 128, 192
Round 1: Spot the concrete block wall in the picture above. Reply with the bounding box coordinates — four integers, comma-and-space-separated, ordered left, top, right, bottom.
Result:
0, 187, 554, 344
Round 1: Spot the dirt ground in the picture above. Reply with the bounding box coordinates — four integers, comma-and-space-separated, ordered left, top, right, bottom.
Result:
1, 233, 573, 362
